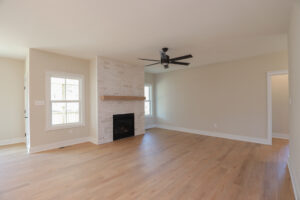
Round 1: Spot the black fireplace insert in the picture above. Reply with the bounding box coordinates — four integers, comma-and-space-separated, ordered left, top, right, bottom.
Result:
113, 113, 134, 141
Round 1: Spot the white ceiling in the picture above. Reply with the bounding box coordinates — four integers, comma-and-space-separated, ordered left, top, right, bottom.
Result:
0, 0, 292, 73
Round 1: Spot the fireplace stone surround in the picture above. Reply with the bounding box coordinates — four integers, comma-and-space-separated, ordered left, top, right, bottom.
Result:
96, 57, 145, 144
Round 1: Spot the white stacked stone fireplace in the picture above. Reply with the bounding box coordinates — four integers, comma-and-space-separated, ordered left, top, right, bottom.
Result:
96, 57, 145, 144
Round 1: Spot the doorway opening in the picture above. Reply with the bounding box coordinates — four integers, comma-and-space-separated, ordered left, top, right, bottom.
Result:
267, 70, 289, 145
0, 59, 27, 152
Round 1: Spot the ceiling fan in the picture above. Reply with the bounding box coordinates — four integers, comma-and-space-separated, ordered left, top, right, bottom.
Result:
139, 47, 192, 69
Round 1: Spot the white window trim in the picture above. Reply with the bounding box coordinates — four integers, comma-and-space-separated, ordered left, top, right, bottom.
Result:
45, 71, 85, 131
145, 84, 152, 116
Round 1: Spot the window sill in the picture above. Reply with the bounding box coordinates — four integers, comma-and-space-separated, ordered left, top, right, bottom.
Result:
46, 123, 85, 131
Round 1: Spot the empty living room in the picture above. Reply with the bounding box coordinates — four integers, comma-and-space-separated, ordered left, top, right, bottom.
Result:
1, 0, 300, 199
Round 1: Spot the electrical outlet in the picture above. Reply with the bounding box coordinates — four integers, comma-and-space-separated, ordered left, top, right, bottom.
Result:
214, 123, 218, 128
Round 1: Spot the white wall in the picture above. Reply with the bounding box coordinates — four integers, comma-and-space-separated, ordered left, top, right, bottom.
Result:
271, 74, 289, 135
0, 57, 25, 142
28, 49, 90, 149
288, 1, 300, 198
145, 72, 156, 129
155, 52, 288, 142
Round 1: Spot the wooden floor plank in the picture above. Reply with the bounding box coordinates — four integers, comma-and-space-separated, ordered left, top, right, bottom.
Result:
0, 128, 295, 200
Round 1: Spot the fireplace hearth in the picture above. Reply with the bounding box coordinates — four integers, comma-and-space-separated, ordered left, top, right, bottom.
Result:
113, 113, 134, 141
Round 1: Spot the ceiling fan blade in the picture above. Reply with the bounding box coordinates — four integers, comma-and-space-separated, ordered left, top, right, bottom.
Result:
170, 54, 193, 61
139, 58, 160, 62
170, 61, 190, 66
145, 62, 160, 67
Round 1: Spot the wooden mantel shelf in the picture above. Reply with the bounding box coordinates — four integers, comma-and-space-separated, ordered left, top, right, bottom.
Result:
101, 95, 145, 101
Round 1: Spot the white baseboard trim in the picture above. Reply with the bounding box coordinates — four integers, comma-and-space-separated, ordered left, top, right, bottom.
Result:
87, 137, 99, 145
288, 157, 299, 200
28, 137, 91, 153
155, 124, 270, 145
145, 124, 157, 129
0, 137, 26, 146
272, 132, 289, 140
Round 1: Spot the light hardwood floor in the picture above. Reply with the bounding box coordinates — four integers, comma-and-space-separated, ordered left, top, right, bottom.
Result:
0, 128, 295, 200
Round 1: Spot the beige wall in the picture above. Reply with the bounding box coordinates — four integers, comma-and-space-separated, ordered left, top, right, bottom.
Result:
0, 57, 25, 141
271, 74, 289, 135
145, 72, 156, 128
28, 49, 90, 147
155, 52, 288, 140
288, 1, 300, 198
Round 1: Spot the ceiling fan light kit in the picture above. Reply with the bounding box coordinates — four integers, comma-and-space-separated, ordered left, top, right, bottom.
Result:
139, 47, 193, 69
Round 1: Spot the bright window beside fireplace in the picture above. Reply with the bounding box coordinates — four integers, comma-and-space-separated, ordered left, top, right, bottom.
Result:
46, 72, 85, 130
144, 85, 152, 116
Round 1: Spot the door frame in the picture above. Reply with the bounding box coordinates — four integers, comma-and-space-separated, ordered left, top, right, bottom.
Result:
24, 72, 30, 152
266, 70, 288, 145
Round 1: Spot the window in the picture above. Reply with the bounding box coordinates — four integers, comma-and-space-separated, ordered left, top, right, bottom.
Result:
144, 85, 152, 116
46, 72, 84, 130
